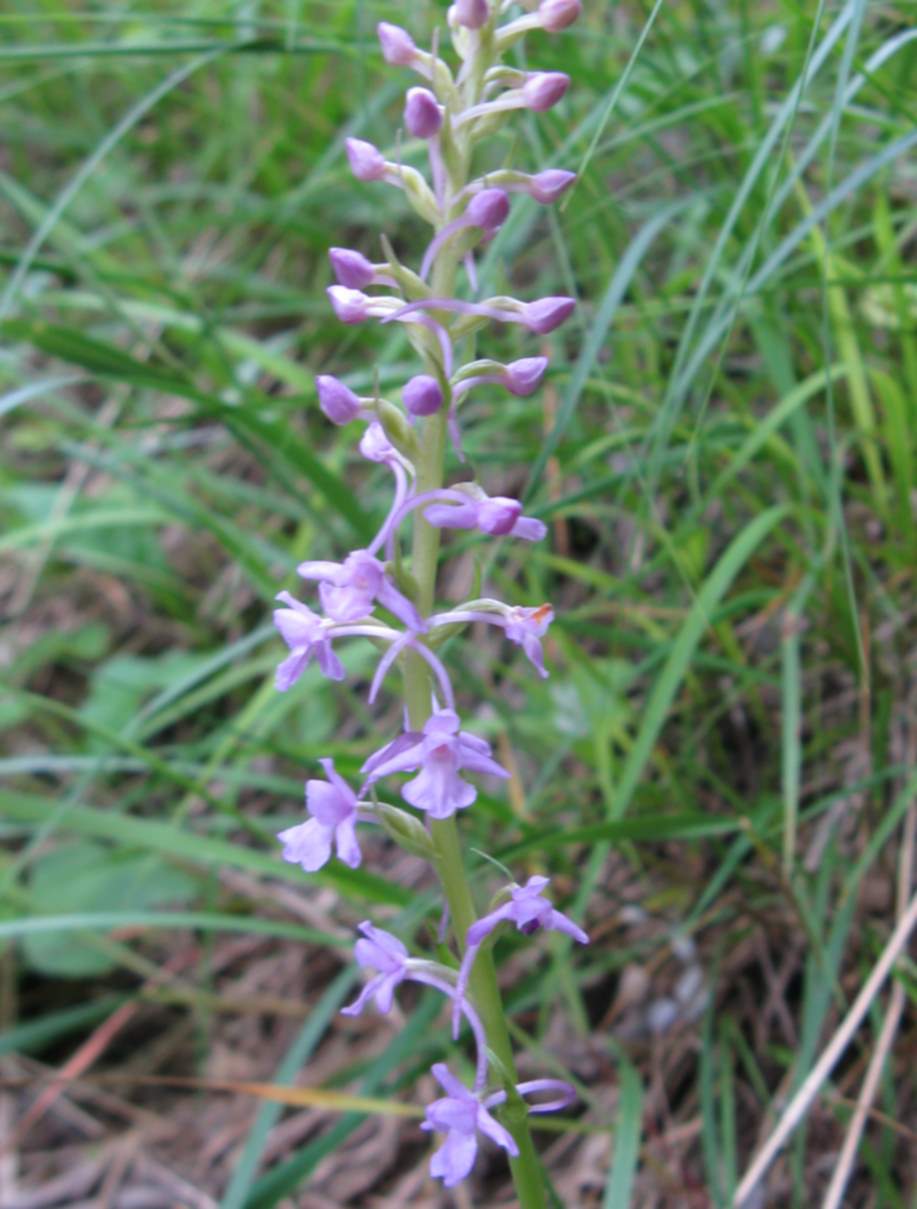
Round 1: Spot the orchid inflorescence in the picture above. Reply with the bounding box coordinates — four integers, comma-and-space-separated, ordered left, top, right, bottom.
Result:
272, 0, 587, 1196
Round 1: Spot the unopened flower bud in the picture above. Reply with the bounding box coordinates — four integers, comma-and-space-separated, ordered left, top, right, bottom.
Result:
477, 497, 523, 535
504, 356, 549, 396
377, 21, 417, 65
345, 137, 386, 182
360, 421, 396, 463
329, 247, 375, 289
539, 0, 582, 32
377, 802, 435, 859
402, 374, 444, 416
523, 296, 576, 333
528, 168, 577, 204
453, 0, 489, 29
327, 285, 370, 324
467, 188, 510, 232
316, 375, 361, 424
521, 71, 570, 112
404, 87, 443, 139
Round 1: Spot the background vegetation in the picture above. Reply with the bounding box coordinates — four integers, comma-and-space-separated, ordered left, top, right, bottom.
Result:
1, 1, 914, 1205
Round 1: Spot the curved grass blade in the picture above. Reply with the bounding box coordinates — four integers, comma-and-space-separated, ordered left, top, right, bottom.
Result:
611, 505, 786, 819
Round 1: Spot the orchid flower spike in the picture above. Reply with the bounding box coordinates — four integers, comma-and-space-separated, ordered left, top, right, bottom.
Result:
271, 0, 587, 1192
277, 758, 362, 872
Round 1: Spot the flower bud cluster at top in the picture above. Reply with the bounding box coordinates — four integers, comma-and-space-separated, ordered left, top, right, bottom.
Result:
272, 0, 586, 1193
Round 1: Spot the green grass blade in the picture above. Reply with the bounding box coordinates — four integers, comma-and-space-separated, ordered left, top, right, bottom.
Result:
602, 1053, 643, 1209
611, 505, 786, 819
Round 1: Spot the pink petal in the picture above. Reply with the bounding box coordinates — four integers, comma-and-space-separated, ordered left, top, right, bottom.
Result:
277, 818, 332, 872
476, 1105, 519, 1156
296, 559, 340, 581
275, 649, 311, 692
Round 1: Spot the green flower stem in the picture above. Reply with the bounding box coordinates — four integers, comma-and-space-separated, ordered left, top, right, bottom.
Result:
402, 225, 547, 1209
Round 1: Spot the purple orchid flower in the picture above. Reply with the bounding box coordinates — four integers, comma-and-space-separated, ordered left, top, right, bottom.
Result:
381, 293, 575, 337
420, 188, 510, 281
277, 758, 362, 871
453, 0, 489, 30
362, 708, 508, 819
539, 0, 583, 33
495, 0, 581, 48
452, 354, 549, 400
326, 285, 401, 325
367, 630, 456, 712
461, 169, 575, 207
360, 421, 405, 468
523, 295, 577, 333
522, 71, 570, 111
315, 374, 362, 425
377, 21, 418, 66
526, 168, 577, 202
469, 875, 589, 946
328, 247, 375, 289
377, 487, 546, 560
421, 1063, 518, 1188
456, 71, 570, 126
403, 373, 444, 416
360, 420, 425, 571
430, 601, 554, 678
328, 247, 396, 291
405, 87, 443, 139
344, 137, 387, 182
452, 875, 588, 1036
298, 549, 425, 631
340, 923, 493, 1087
341, 921, 410, 1015
424, 493, 547, 542
329, 287, 454, 377
376, 22, 440, 81
273, 590, 345, 687
503, 603, 554, 677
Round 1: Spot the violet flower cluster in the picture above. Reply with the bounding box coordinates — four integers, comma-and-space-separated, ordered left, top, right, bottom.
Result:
273, 1, 587, 1195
